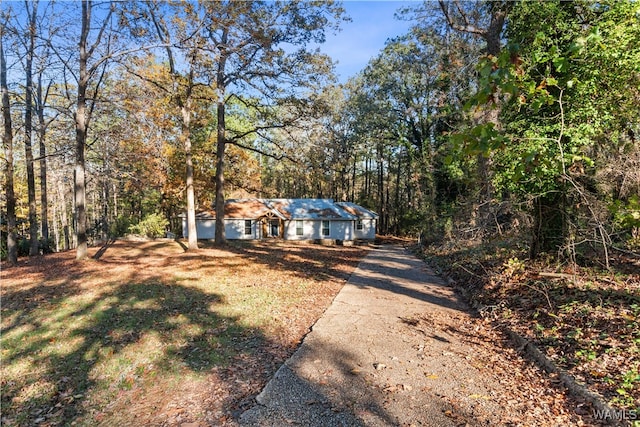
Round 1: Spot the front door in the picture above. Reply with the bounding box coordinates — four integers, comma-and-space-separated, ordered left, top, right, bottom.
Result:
270, 220, 279, 237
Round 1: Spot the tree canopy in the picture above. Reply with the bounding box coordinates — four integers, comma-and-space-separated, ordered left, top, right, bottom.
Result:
2, 0, 638, 263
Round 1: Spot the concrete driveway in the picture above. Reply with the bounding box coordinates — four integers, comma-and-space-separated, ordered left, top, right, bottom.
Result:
240, 245, 512, 426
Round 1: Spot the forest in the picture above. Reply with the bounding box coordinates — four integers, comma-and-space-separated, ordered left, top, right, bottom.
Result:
2, 0, 639, 264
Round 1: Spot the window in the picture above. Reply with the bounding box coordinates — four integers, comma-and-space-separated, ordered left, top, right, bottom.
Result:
322, 220, 330, 236
296, 220, 304, 236
244, 220, 252, 235
356, 219, 363, 230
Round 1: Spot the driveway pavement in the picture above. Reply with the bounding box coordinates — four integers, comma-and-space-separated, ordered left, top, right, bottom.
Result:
239, 245, 512, 426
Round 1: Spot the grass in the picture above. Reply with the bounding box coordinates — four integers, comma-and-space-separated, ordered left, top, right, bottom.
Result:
1, 239, 368, 426
418, 237, 640, 413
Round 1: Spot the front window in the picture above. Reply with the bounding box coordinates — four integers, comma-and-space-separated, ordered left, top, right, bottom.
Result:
296, 220, 303, 236
322, 220, 330, 236
244, 220, 252, 235
356, 219, 363, 230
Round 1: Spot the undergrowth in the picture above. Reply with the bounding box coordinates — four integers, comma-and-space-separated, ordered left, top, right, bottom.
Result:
417, 236, 640, 413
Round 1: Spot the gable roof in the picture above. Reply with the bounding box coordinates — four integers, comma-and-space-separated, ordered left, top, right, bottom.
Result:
181, 199, 285, 220
336, 202, 379, 219
225, 199, 287, 220
181, 199, 376, 221
267, 199, 357, 220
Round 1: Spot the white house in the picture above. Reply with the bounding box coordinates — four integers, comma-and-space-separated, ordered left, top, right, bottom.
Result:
181, 198, 378, 242
267, 199, 357, 241
336, 202, 378, 240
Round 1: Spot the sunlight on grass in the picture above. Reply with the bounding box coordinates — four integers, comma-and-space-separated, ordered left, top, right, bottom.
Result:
0, 241, 367, 426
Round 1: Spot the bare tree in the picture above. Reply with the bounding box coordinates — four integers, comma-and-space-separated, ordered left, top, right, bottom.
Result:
22, 1, 39, 255
1, 9, 18, 265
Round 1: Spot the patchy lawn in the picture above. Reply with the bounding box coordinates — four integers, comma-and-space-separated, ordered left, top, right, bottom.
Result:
0, 240, 368, 426
418, 238, 640, 414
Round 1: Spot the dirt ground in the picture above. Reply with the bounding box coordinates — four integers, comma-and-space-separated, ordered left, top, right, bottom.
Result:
1, 239, 624, 426
1, 239, 366, 426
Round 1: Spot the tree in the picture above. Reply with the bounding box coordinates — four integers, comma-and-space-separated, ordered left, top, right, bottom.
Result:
21, 1, 40, 255
144, 1, 209, 251
436, 0, 511, 232
33, 2, 59, 246
202, 0, 345, 244
1, 8, 18, 265
459, 0, 640, 258
49, 0, 134, 259
71, 1, 104, 258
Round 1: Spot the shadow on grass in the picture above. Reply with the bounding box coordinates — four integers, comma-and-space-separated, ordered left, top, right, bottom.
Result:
0, 273, 276, 426
92, 238, 117, 260
0, 240, 388, 426
202, 240, 369, 284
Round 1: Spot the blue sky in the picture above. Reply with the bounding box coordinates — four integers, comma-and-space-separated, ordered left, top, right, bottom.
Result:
323, 1, 421, 82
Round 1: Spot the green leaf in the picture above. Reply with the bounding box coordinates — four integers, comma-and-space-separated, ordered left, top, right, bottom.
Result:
552, 57, 568, 72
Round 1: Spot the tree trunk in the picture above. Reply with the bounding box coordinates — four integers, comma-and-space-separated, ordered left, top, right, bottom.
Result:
182, 103, 198, 250
394, 154, 402, 234
25, 3, 39, 256
529, 193, 565, 259
37, 75, 49, 244
75, 0, 90, 260
214, 33, 228, 245
58, 178, 71, 251
351, 155, 356, 202
377, 147, 385, 234
52, 202, 59, 251
214, 98, 227, 245
1, 30, 18, 265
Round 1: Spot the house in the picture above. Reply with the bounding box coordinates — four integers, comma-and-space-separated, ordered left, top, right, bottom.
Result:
180, 198, 377, 242
336, 202, 378, 241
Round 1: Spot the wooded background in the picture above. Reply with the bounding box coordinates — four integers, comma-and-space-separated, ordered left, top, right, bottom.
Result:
2, 0, 639, 264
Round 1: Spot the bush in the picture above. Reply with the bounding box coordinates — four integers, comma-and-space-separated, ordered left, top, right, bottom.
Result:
110, 216, 132, 238
128, 213, 169, 238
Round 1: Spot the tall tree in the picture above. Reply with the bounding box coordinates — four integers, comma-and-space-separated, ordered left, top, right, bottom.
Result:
35, 59, 54, 245
33, 2, 58, 246
203, 0, 344, 244
1, 9, 18, 265
459, 0, 640, 257
145, 1, 208, 251
23, 0, 39, 255
436, 0, 511, 232
67, 0, 115, 259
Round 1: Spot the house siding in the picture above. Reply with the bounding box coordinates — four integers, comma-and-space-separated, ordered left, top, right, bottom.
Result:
283, 219, 354, 240
355, 218, 376, 240
181, 199, 376, 242
182, 218, 216, 239
225, 219, 258, 240
283, 219, 308, 240
182, 218, 261, 240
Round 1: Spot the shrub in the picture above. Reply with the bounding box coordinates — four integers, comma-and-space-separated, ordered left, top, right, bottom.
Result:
128, 213, 169, 238
110, 216, 132, 238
